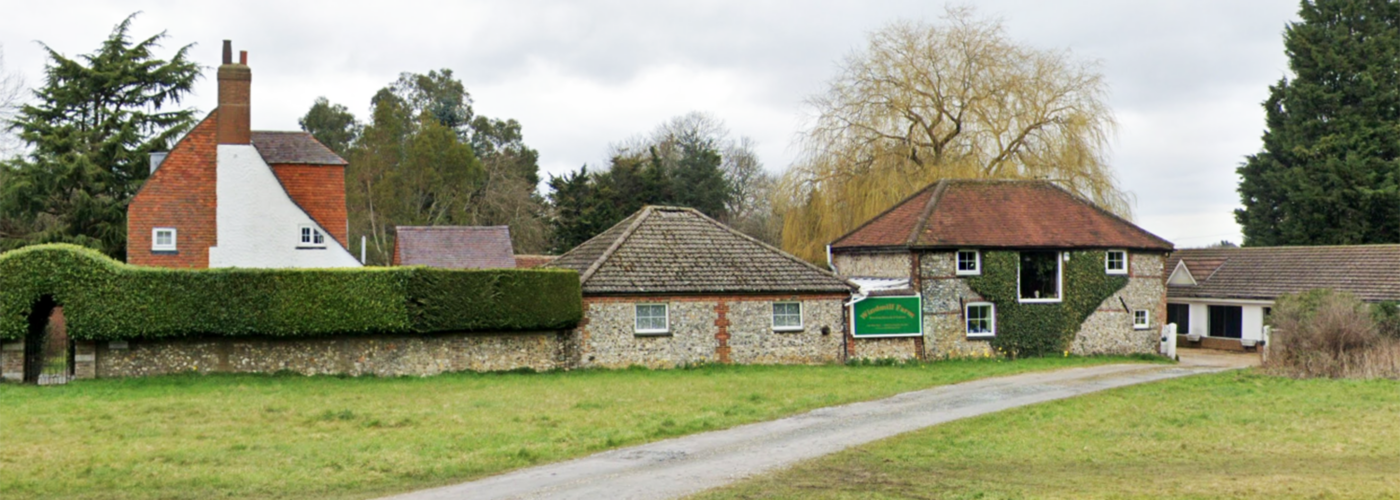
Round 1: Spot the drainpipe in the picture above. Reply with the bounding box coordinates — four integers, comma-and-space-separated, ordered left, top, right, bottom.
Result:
826, 244, 835, 273
360, 235, 367, 264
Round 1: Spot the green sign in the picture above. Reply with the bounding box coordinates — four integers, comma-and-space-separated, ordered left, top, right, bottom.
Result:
852, 295, 923, 337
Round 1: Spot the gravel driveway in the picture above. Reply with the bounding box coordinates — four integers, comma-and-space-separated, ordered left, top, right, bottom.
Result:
379, 360, 1234, 500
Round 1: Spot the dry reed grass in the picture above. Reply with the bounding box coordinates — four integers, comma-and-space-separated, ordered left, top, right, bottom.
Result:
1264, 289, 1400, 379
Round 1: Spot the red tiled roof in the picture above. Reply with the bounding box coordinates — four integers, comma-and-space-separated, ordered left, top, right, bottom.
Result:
830, 180, 1173, 252
393, 226, 516, 269
1167, 246, 1400, 302
514, 255, 556, 268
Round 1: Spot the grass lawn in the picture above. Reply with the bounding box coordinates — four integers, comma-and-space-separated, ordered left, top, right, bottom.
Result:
0, 356, 1147, 500
695, 370, 1400, 500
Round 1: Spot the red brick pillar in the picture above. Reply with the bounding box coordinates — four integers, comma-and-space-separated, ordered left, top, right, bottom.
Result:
714, 300, 731, 363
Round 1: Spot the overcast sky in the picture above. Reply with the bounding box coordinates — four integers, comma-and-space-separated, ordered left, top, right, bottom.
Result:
0, 1, 1300, 248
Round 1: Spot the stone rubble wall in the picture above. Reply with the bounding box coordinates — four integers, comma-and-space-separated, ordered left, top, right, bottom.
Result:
835, 249, 1167, 360
1071, 252, 1166, 355
578, 295, 849, 369
91, 331, 571, 378
831, 252, 910, 278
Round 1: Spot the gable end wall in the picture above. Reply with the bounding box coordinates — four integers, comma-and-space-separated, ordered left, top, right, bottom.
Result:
127, 111, 219, 268
269, 163, 349, 246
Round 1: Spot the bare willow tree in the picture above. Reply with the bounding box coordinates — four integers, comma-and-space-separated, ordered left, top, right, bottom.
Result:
0, 45, 26, 158
779, 7, 1130, 261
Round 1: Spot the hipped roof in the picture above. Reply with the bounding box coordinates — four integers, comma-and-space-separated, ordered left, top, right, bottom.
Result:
830, 179, 1174, 252
549, 206, 855, 295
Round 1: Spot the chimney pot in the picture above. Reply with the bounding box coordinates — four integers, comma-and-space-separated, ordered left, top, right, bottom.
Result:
222, 40, 232, 65
239, 51, 247, 65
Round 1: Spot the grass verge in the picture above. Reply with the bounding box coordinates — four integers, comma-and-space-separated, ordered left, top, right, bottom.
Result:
0, 355, 1148, 499
694, 369, 1400, 500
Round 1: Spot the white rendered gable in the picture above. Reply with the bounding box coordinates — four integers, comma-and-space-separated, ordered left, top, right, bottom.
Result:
209, 144, 362, 268
1166, 260, 1196, 286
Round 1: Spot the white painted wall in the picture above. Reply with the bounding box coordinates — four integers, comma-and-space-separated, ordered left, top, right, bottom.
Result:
1174, 300, 1271, 341
1188, 303, 1208, 337
1242, 305, 1266, 342
208, 145, 361, 268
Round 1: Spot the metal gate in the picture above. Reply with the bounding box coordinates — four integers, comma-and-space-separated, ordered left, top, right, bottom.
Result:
22, 297, 71, 385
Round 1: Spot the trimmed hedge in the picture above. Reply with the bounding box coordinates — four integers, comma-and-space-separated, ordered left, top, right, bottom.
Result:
966, 250, 1128, 357
0, 244, 581, 341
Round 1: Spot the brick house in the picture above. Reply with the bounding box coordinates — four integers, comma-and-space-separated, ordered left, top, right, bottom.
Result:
126, 41, 360, 268
549, 206, 856, 368
391, 226, 517, 269
1166, 245, 1400, 350
829, 179, 1174, 359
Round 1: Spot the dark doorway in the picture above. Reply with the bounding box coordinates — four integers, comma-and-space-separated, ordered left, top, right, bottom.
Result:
23, 295, 72, 385
1208, 305, 1243, 339
1167, 303, 1190, 334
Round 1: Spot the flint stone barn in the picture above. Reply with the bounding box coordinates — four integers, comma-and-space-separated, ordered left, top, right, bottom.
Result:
829, 179, 1175, 359
549, 206, 856, 368
1166, 245, 1400, 350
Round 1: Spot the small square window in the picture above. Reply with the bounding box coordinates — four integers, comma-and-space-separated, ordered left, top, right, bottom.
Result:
773, 302, 803, 331
298, 224, 327, 248
1106, 250, 1128, 275
635, 303, 669, 334
1133, 310, 1150, 330
956, 249, 980, 276
966, 302, 995, 338
152, 228, 177, 252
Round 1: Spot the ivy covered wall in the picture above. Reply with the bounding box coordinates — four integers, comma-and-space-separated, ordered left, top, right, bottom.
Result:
965, 250, 1128, 357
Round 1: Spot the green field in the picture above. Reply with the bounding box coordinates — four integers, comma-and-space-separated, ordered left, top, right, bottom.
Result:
695, 370, 1400, 499
0, 356, 1142, 500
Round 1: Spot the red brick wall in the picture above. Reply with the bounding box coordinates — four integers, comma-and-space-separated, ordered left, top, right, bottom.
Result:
127, 111, 219, 268
270, 164, 349, 247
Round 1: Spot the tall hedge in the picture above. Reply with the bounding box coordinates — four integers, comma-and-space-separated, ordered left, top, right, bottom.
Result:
965, 250, 1128, 357
0, 244, 581, 341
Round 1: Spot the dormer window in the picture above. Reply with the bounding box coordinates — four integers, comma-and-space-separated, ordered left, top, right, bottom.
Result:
152, 227, 177, 252
956, 249, 980, 276
298, 224, 326, 248
1105, 249, 1128, 275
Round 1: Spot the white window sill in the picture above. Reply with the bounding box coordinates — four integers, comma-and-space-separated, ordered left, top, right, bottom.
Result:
966, 333, 995, 339
1107, 269, 1128, 275
955, 270, 981, 276
1018, 298, 1062, 304
1133, 325, 1151, 330
634, 330, 670, 336
773, 326, 804, 333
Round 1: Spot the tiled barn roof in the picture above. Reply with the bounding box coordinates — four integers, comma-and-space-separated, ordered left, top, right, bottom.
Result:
831, 179, 1173, 252
550, 206, 855, 295
393, 226, 517, 269
1167, 245, 1400, 302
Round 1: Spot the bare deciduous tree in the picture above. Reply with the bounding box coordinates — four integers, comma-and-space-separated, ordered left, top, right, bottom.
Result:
778, 7, 1130, 261
0, 45, 27, 158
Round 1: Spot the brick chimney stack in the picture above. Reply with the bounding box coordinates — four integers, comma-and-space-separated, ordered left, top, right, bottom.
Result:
216, 40, 251, 145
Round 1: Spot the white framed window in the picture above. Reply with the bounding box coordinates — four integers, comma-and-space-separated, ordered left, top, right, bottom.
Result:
1018, 251, 1063, 303
1133, 309, 1150, 330
956, 249, 981, 276
152, 227, 177, 252
635, 303, 669, 335
966, 302, 996, 338
298, 224, 327, 248
1105, 249, 1128, 275
773, 302, 803, 332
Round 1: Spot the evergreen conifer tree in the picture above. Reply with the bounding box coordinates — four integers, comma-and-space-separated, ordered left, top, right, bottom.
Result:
1237, 0, 1400, 245
0, 15, 199, 258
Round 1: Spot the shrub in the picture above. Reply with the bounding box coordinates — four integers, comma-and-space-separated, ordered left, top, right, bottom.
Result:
0, 244, 581, 341
1266, 289, 1400, 379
